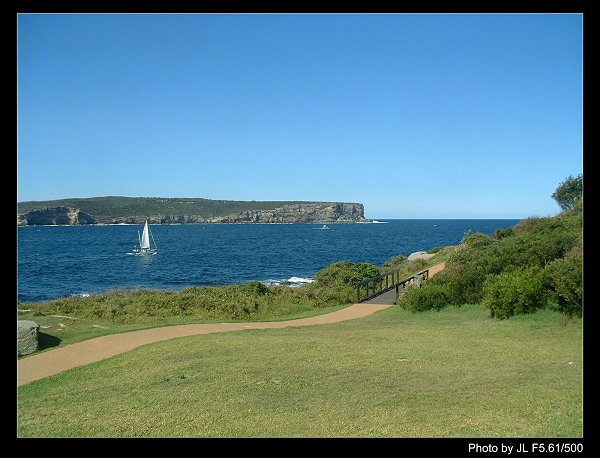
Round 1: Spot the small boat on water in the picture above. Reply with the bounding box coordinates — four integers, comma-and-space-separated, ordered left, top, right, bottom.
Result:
133, 219, 157, 255
321, 225, 330, 230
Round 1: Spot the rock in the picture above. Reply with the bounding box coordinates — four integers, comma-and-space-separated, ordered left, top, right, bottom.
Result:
17, 320, 40, 356
408, 251, 436, 261
17, 207, 96, 226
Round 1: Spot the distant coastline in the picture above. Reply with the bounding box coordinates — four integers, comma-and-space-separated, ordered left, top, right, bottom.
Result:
19, 221, 376, 227
17, 196, 369, 226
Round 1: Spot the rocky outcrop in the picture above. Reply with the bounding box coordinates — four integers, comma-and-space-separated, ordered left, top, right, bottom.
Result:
205, 203, 367, 224
17, 207, 96, 226
17, 320, 39, 356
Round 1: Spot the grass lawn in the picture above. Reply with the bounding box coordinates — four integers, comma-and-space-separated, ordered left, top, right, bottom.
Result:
17, 304, 582, 437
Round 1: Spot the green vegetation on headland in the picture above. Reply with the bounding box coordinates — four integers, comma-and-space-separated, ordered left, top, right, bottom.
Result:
17, 304, 581, 437
17, 196, 367, 225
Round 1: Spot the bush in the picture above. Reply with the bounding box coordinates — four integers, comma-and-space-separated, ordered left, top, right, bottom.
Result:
399, 279, 452, 312
446, 244, 505, 304
241, 280, 269, 296
552, 174, 582, 211
461, 232, 493, 248
313, 261, 380, 287
482, 267, 547, 319
308, 261, 381, 305
424, 264, 466, 305
353, 262, 382, 281
543, 251, 582, 317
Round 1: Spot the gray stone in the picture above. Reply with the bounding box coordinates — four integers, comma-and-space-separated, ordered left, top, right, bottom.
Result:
17, 320, 40, 356
408, 251, 437, 261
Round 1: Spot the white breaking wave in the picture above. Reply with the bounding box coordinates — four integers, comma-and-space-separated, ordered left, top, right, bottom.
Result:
262, 276, 315, 288
286, 276, 314, 284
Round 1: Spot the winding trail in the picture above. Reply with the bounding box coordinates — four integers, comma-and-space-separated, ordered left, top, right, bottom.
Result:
17, 262, 446, 387
18, 304, 390, 386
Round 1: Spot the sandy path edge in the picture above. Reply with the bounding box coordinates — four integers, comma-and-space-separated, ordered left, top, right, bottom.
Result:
17, 262, 446, 387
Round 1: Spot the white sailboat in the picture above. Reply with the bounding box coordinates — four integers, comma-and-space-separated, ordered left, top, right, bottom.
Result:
133, 219, 157, 255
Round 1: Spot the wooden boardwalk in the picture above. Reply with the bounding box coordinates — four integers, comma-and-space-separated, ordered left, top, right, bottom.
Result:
363, 262, 446, 305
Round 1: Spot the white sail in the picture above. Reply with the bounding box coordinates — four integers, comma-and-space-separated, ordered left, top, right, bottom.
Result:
140, 220, 151, 249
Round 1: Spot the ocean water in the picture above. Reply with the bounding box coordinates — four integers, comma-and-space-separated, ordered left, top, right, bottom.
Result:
17, 219, 518, 303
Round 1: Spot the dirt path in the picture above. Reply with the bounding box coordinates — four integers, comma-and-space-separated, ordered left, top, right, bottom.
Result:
17, 303, 390, 386
17, 262, 446, 387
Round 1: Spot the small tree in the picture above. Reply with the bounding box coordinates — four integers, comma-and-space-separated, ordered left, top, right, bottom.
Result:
552, 174, 582, 210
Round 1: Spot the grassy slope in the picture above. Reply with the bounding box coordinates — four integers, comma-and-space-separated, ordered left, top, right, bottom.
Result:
17, 304, 582, 437
16, 196, 343, 221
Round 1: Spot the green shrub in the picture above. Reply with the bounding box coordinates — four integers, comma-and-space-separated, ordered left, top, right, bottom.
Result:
482, 267, 547, 319
399, 279, 452, 312
543, 251, 582, 317
353, 262, 382, 281
446, 244, 505, 304
424, 265, 466, 305
398, 263, 474, 312
240, 280, 269, 296
552, 173, 582, 211
313, 261, 380, 287
305, 261, 381, 305
303, 284, 356, 306
461, 232, 493, 248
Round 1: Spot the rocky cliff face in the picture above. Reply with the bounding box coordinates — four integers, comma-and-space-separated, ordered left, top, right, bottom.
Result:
205, 203, 366, 224
17, 203, 367, 225
17, 207, 96, 226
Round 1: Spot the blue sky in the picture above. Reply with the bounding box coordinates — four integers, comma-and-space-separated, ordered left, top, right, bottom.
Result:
17, 14, 582, 219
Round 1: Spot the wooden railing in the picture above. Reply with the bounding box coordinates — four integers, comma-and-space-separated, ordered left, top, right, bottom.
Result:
356, 268, 430, 303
